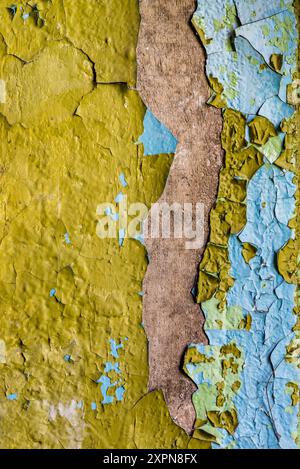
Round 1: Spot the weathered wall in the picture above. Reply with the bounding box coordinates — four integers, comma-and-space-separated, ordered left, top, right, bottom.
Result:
137, 0, 223, 433
0, 0, 203, 448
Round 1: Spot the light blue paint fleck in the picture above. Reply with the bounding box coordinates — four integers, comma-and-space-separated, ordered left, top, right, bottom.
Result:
115, 192, 124, 204
139, 109, 178, 156
105, 207, 119, 222
119, 229, 125, 247
104, 362, 121, 374
64, 354, 72, 362
7, 393, 17, 401
116, 386, 125, 402
50, 288, 56, 298
109, 339, 123, 358
119, 173, 128, 188
98, 375, 115, 405
91, 402, 97, 410
64, 233, 71, 244
22, 13, 30, 20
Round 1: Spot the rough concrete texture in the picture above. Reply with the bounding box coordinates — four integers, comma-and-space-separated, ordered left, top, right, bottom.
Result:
137, 0, 223, 432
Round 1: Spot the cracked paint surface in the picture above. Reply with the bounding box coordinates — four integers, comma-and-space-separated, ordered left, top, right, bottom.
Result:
0, 0, 206, 449
184, 0, 300, 449
1, 0, 299, 450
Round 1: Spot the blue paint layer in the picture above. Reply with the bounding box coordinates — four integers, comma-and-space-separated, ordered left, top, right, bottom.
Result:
236, 10, 298, 103
64, 233, 71, 244
208, 165, 298, 449
109, 339, 123, 358
193, 0, 238, 54
119, 229, 125, 247
98, 375, 115, 405
115, 192, 124, 204
119, 173, 128, 188
116, 386, 125, 402
191, 0, 298, 450
235, 0, 293, 26
139, 110, 178, 156
104, 362, 121, 374
207, 37, 282, 115
259, 97, 294, 128
105, 207, 119, 222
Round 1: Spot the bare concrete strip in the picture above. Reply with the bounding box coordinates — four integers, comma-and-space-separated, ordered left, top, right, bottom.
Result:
137, 0, 224, 432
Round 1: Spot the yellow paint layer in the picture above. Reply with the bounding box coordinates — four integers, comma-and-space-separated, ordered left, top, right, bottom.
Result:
0, 0, 196, 449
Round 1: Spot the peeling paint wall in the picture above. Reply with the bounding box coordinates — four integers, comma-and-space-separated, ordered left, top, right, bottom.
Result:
0, 0, 299, 450
184, 0, 300, 450
0, 0, 204, 449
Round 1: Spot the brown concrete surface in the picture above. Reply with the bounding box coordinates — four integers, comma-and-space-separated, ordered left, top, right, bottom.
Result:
137, 0, 224, 433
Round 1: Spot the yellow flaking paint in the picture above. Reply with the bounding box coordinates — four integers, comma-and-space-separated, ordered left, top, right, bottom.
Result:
192, 16, 213, 46
278, 239, 299, 284
270, 53, 283, 72
248, 116, 277, 146
241, 242, 257, 264
196, 109, 264, 308
0, 0, 202, 449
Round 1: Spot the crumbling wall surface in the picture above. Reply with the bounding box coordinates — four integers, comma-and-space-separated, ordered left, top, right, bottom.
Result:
137, 0, 223, 433
184, 0, 300, 449
1, 0, 298, 450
